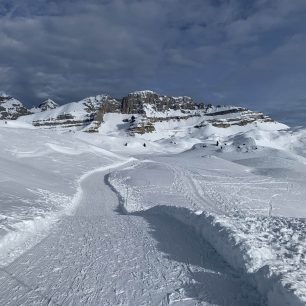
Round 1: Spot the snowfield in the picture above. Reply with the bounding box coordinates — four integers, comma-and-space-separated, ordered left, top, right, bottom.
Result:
0, 122, 127, 266
1, 118, 306, 305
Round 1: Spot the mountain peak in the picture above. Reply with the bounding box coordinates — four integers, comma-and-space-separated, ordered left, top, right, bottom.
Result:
0, 94, 30, 120
38, 99, 59, 111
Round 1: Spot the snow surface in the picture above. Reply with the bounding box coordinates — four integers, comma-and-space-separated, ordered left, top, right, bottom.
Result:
109, 152, 306, 305
1, 117, 306, 305
0, 123, 126, 266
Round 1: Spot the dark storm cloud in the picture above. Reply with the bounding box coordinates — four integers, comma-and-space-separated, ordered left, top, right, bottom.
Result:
0, 0, 306, 125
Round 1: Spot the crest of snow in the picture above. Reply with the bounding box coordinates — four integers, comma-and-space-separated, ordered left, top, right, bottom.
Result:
128, 90, 156, 97
38, 99, 59, 110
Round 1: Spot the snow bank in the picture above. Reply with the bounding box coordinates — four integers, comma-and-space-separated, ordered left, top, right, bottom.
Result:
108, 162, 306, 306
145, 207, 306, 306
0, 191, 72, 266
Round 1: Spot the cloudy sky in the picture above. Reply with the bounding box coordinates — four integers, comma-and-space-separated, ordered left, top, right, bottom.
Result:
1, 0, 306, 125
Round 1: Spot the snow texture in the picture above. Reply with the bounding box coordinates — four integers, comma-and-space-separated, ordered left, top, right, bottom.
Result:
1, 109, 306, 305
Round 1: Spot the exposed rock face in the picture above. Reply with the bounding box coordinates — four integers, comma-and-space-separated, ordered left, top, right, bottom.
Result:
22, 91, 204, 132
94, 98, 121, 121
30, 99, 59, 113
121, 90, 200, 114
84, 97, 121, 132
120, 91, 206, 135
81, 95, 117, 113
0, 93, 30, 120
38, 99, 58, 111
13, 90, 278, 134
195, 107, 273, 129
128, 118, 156, 135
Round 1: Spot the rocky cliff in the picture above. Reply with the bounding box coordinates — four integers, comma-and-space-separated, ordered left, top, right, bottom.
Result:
0, 93, 30, 120
121, 90, 200, 114
13, 90, 282, 136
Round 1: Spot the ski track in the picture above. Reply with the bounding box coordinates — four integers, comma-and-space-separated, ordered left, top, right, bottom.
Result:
0, 164, 262, 306
168, 164, 287, 217
109, 159, 306, 305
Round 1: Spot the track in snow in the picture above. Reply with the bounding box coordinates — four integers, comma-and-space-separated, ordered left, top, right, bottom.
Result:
0, 165, 262, 305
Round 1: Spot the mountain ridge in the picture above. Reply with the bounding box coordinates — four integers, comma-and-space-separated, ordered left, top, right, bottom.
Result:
0, 91, 287, 136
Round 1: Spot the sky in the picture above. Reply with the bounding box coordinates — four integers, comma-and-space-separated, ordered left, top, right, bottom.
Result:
0, 0, 306, 126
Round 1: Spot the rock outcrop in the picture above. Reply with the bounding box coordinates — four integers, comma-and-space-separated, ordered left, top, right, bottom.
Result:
121, 90, 201, 114
0, 93, 30, 120
194, 107, 273, 129
38, 99, 59, 112
30, 99, 59, 113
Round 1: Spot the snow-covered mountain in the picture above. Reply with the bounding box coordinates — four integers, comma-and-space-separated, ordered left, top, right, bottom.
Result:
21, 94, 120, 131
0, 92, 30, 120
30, 99, 59, 113
16, 90, 287, 137
1, 90, 306, 305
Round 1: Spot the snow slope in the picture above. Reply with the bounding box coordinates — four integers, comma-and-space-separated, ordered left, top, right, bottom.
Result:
1, 109, 306, 305
0, 161, 262, 306
109, 141, 306, 305
0, 122, 126, 265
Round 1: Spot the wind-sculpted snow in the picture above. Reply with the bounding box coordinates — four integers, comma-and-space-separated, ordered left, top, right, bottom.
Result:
109, 156, 306, 305
0, 126, 124, 265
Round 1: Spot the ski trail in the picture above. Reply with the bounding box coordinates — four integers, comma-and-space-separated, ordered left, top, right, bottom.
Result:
0, 163, 262, 305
